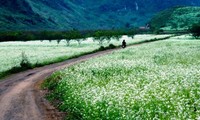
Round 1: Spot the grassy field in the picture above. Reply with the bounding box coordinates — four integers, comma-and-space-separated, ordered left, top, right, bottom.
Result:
43, 35, 200, 120
0, 34, 169, 79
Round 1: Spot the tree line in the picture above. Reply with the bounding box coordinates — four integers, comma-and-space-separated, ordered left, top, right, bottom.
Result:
1, 20, 199, 43
0, 29, 137, 43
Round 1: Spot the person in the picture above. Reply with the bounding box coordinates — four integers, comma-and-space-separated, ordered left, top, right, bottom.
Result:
122, 40, 126, 48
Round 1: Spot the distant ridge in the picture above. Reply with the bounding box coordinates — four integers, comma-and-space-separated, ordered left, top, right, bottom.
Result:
0, 0, 200, 31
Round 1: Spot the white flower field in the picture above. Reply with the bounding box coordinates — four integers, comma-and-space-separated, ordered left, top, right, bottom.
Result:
44, 35, 200, 119
0, 34, 169, 77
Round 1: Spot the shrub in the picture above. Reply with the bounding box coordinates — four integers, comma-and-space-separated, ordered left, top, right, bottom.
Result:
108, 44, 116, 49
154, 29, 164, 34
190, 23, 200, 39
98, 46, 105, 51
20, 52, 32, 69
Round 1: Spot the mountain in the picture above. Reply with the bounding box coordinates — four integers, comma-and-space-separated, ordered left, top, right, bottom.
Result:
149, 6, 200, 30
0, 0, 85, 30
0, 0, 200, 31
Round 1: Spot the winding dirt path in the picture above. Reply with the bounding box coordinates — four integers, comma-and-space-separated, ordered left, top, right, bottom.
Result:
0, 36, 174, 120
0, 48, 119, 120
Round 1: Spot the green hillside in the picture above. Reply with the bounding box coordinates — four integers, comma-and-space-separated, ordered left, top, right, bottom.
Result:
150, 6, 200, 30
0, 0, 88, 30
0, 0, 200, 31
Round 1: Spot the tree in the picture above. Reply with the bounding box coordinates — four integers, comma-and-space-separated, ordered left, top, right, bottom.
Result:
64, 30, 84, 46
93, 31, 107, 46
94, 37, 106, 46
190, 23, 200, 39
65, 38, 71, 46
93, 30, 125, 46
56, 39, 62, 46
76, 39, 83, 46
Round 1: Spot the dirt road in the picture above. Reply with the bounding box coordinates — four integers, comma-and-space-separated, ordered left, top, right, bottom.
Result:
0, 36, 174, 120
0, 48, 118, 120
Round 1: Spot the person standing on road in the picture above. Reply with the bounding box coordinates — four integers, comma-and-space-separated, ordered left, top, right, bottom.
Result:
122, 40, 126, 48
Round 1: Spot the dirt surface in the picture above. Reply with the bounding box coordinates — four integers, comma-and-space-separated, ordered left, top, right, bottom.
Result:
0, 48, 120, 120
0, 36, 173, 120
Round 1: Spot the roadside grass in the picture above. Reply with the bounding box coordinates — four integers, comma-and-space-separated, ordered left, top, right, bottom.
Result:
0, 35, 171, 79
43, 37, 200, 120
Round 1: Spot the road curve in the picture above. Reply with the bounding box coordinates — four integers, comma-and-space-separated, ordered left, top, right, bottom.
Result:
0, 36, 173, 120
0, 48, 118, 120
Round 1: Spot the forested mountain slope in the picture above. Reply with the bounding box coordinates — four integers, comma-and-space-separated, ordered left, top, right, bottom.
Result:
0, 0, 199, 31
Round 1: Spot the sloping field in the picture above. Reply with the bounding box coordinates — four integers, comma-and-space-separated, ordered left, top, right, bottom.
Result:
44, 36, 200, 119
0, 34, 169, 78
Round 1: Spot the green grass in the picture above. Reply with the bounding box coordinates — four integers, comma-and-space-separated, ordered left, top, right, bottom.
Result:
0, 35, 170, 79
43, 35, 200, 119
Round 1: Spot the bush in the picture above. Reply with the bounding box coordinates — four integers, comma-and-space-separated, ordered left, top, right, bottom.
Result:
20, 52, 32, 69
154, 29, 164, 34
98, 46, 106, 51
190, 23, 200, 39
108, 44, 116, 49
